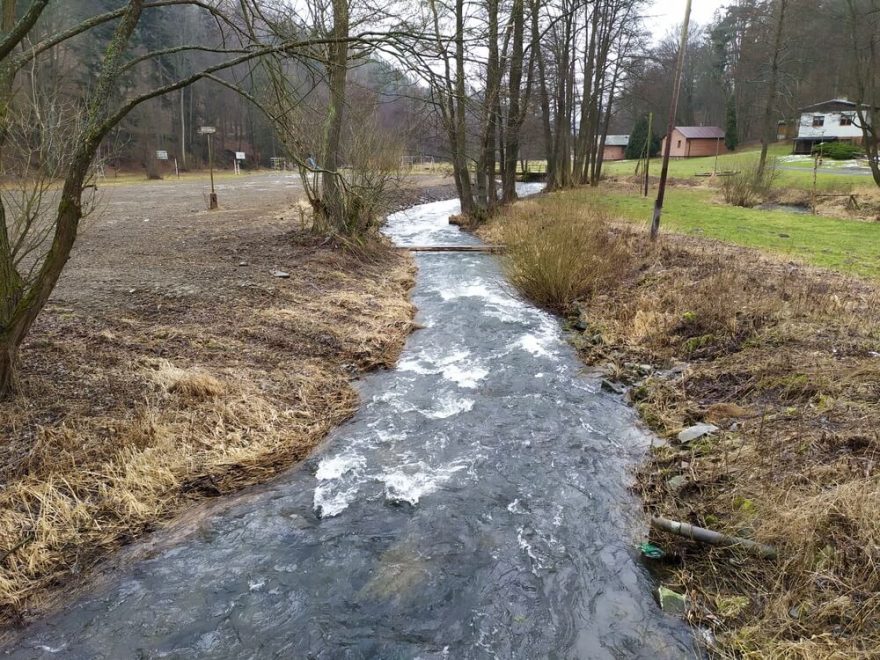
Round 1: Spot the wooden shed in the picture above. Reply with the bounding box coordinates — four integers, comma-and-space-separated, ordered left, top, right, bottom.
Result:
602, 135, 629, 161
661, 126, 728, 158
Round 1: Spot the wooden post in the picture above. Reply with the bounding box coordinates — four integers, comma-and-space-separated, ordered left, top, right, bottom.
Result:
650, 0, 692, 241
713, 136, 721, 175
812, 151, 819, 215
644, 112, 653, 196
208, 133, 217, 209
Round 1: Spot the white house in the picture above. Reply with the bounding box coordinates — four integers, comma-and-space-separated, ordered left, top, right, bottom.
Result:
793, 99, 869, 154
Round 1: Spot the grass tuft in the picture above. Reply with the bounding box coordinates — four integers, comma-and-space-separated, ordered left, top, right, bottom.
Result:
493, 197, 634, 312
150, 360, 226, 399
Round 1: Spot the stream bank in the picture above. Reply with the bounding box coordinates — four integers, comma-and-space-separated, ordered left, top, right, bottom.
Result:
482, 189, 880, 657
3, 191, 696, 658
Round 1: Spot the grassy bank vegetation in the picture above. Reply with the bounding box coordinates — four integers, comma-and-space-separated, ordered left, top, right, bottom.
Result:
484, 193, 880, 657
0, 236, 415, 627
601, 142, 877, 192
560, 185, 880, 279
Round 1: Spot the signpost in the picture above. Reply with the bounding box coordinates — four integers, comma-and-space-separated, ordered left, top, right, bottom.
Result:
199, 126, 217, 209
234, 151, 245, 175
156, 150, 168, 161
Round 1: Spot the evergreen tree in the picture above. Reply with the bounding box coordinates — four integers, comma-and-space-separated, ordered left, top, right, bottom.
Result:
725, 97, 739, 151
625, 114, 660, 159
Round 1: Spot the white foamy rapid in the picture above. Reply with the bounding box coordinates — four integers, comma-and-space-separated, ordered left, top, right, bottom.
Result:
421, 394, 475, 419
380, 461, 468, 506
398, 348, 489, 389
384, 198, 466, 247
516, 315, 560, 359
313, 451, 368, 518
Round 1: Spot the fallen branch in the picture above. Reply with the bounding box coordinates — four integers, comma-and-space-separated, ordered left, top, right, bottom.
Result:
1, 534, 35, 566
651, 516, 777, 559
402, 245, 505, 253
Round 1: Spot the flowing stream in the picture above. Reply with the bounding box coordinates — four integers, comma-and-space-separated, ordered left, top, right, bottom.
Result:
4, 189, 697, 659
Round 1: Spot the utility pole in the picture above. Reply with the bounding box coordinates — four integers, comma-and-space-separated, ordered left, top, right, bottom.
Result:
650, 0, 692, 241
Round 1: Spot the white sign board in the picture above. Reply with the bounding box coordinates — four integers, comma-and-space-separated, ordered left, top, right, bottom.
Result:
198, 126, 216, 135
235, 152, 246, 161
156, 150, 168, 160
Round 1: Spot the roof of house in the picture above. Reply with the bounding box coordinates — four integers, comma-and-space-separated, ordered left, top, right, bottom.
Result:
604, 135, 629, 146
799, 98, 857, 113
674, 126, 725, 139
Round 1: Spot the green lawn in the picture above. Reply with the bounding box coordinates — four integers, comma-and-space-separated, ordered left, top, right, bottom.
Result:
602, 143, 872, 192
556, 186, 880, 279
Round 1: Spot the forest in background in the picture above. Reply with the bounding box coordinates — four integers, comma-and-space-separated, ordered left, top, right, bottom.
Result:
15, 1, 879, 174
21, 1, 433, 174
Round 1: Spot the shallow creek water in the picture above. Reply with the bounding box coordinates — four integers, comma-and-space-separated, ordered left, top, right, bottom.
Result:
4, 189, 697, 658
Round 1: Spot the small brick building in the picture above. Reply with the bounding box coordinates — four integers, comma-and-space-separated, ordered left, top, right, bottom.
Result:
602, 135, 629, 161
661, 126, 728, 158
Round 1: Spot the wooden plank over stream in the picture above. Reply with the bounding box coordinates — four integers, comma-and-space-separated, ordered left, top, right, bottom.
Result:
401, 245, 505, 253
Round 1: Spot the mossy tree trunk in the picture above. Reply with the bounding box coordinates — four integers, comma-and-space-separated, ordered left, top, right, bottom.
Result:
0, 0, 144, 399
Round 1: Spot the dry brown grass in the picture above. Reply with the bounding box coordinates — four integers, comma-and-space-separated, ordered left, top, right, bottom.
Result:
719, 157, 779, 207
0, 230, 416, 627
487, 190, 880, 658
483, 197, 634, 312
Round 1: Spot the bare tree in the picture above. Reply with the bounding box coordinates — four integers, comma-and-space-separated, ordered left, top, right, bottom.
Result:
844, 0, 880, 186
757, 0, 788, 179
0, 0, 361, 397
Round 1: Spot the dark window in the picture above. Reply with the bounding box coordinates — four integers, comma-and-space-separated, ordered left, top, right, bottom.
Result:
840, 113, 854, 126
677, 140, 682, 148
812, 115, 825, 127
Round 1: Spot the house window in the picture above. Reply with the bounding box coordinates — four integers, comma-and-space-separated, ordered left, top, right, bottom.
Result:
677, 140, 682, 148
840, 113, 854, 126
812, 115, 825, 127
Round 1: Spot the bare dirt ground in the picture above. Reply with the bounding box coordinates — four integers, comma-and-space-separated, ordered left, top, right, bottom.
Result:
0, 171, 457, 627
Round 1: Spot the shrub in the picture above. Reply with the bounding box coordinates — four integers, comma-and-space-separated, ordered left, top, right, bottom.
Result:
720, 157, 779, 207
725, 97, 739, 151
811, 141, 864, 160
625, 114, 660, 159
497, 198, 634, 312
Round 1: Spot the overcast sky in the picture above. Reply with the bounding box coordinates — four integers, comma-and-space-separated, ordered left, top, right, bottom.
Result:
646, 0, 728, 41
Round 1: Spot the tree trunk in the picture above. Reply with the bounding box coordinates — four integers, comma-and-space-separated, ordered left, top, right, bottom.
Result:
502, 0, 527, 203
651, 0, 692, 241
757, 0, 787, 179
0, 0, 143, 398
475, 0, 500, 212
321, 0, 349, 229
180, 87, 187, 169
0, 146, 93, 398
845, 0, 880, 187
0, 2, 21, 396
453, 0, 475, 215
574, 4, 598, 183
0, 339, 14, 395
532, 0, 554, 189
